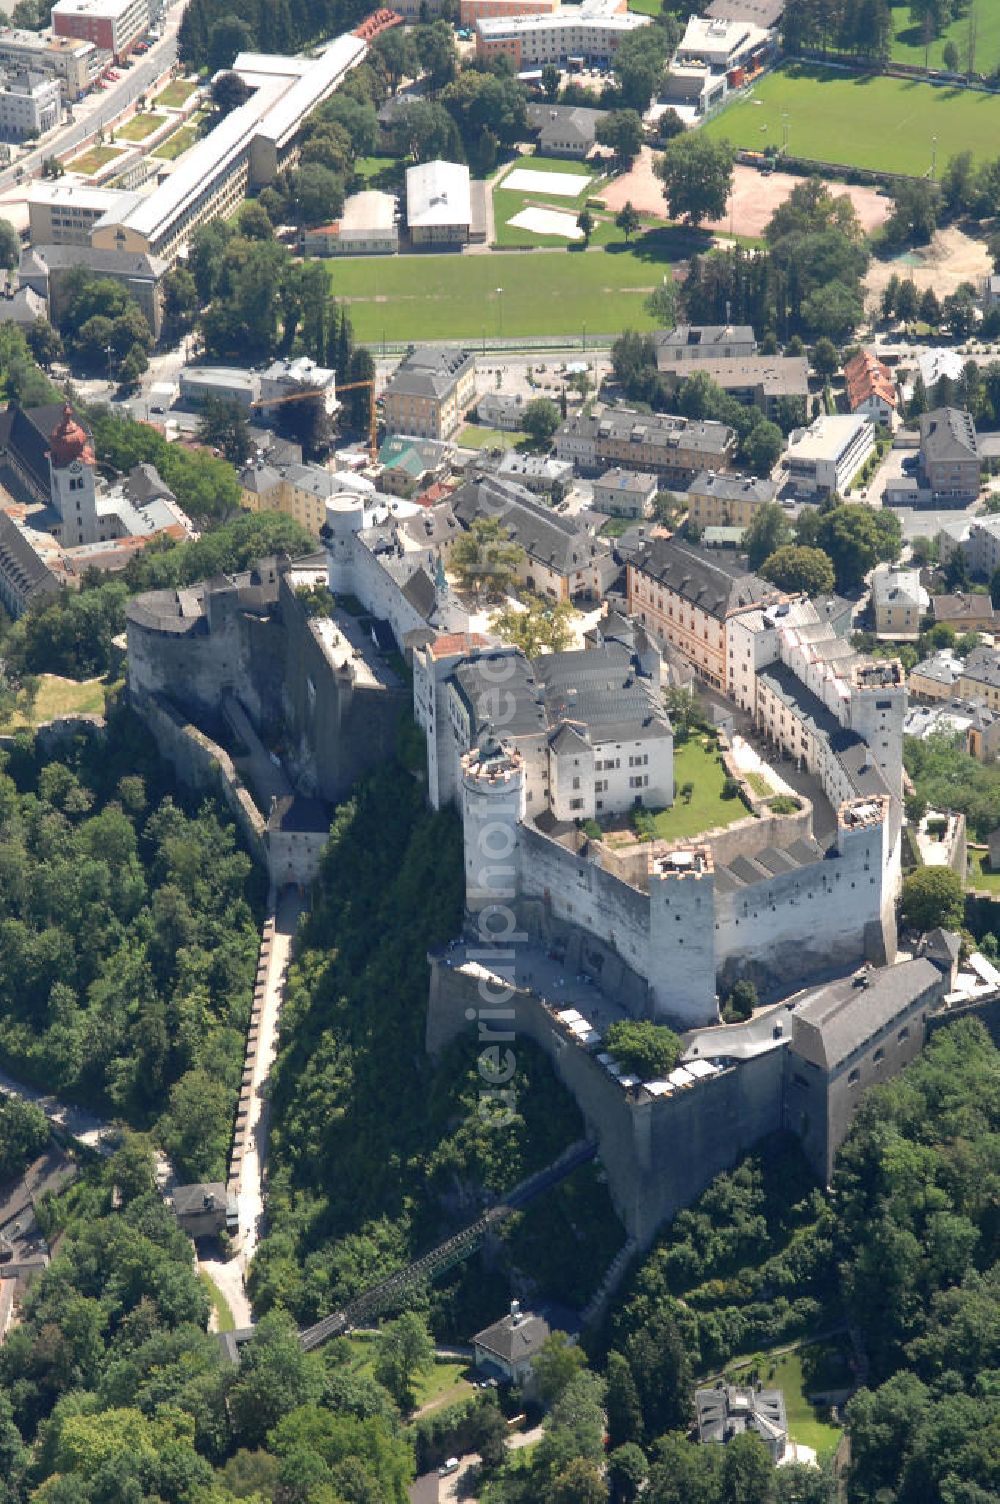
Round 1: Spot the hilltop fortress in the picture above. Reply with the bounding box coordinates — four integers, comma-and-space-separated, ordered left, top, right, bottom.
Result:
125, 481, 953, 1248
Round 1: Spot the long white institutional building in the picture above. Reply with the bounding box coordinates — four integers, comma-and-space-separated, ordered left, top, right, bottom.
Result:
89, 32, 367, 264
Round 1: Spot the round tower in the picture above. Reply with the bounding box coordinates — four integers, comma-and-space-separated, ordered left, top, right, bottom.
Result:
460, 731, 525, 922
323, 494, 365, 594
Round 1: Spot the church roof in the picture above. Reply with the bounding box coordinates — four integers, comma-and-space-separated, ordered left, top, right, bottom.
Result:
49, 403, 95, 468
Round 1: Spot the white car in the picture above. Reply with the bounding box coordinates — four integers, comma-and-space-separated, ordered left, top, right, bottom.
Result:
438, 1457, 460, 1477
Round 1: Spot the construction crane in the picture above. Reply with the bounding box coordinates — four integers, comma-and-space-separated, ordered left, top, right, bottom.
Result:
250, 379, 378, 464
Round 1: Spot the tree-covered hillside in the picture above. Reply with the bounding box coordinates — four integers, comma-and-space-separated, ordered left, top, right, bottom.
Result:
0, 714, 263, 1179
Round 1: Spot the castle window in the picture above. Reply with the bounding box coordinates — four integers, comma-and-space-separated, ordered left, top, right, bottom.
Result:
848, 1068, 861, 1086
874, 1047, 885, 1064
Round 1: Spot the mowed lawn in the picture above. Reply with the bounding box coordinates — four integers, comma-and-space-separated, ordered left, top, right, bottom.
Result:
155, 78, 197, 108
702, 63, 1000, 175
968, 849, 1000, 893
2, 675, 106, 731
117, 111, 167, 141
727, 1349, 843, 1461
328, 246, 671, 340
891, 0, 1000, 74
68, 144, 122, 175
648, 736, 748, 842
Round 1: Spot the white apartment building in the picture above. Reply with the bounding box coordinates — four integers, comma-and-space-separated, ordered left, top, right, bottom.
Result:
0, 70, 60, 139
784, 414, 874, 496
475, 0, 648, 67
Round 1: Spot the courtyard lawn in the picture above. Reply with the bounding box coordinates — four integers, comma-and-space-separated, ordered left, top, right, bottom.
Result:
648, 735, 747, 842
459, 424, 528, 449
727, 1348, 843, 1462
891, 0, 1000, 74
328, 237, 683, 341
68, 144, 122, 175
117, 111, 167, 142
2, 675, 106, 731
968, 848, 1000, 893
153, 113, 209, 160
339, 1333, 473, 1415
155, 78, 197, 108
701, 63, 1000, 175
355, 153, 405, 190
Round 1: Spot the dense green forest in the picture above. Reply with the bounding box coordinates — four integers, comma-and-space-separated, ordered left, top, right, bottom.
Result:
0, 510, 312, 682
0, 716, 262, 1179
249, 763, 624, 1338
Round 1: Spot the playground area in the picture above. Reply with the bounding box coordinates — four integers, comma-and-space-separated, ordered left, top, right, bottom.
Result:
600, 150, 891, 239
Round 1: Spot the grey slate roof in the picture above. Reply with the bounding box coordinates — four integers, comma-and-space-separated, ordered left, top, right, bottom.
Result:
632, 538, 778, 620
525, 102, 602, 149
534, 640, 672, 740
473, 1309, 550, 1364
451, 477, 612, 577
958, 645, 1000, 689
757, 658, 891, 801
713, 836, 823, 894
688, 470, 776, 505
704, 0, 784, 24
696, 1385, 788, 1446
22, 242, 167, 280
920, 406, 979, 462
790, 958, 942, 1071
656, 324, 757, 355
452, 651, 548, 740
385, 346, 475, 401
172, 1183, 228, 1217
0, 511, 61, 609
0, 401, 86, 502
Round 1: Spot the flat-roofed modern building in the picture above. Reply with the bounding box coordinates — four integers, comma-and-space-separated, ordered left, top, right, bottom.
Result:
179, 365, 258, 410
301, 189, 398, 256
0, 28, 96, 98
52, 0, 148, 60
0, 70, 60, 139
89, 33, 366, 265
784, 414, 874, 496
475, 0, 647, 68
28, 181, 132, 245
406, 159, 471, 246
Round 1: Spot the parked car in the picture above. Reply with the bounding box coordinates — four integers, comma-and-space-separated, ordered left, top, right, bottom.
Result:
438, 1459, 460, 1477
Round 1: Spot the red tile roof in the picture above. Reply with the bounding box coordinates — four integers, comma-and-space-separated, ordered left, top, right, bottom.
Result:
844, 350, 897, 413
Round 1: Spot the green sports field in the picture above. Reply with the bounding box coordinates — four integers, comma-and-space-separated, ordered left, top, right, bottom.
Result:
702, 63, 1000, 176
327, 241, 682, 341
891, 0, 1000, 74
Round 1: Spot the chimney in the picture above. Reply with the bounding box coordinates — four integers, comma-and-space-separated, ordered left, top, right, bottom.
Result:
510, 1299, 522, 1326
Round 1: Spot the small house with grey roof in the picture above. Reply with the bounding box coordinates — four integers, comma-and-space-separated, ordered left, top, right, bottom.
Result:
696, 1385, 788, 1460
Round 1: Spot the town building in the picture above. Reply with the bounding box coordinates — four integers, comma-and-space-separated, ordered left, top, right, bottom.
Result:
0, 70, 60, 139
919, 407, 980, 502
472, 1302, 550, 1386
475, 391, 526, 431
964, 516, 1000, 579
89, 33, 367, 264
785, 958, 942, 1181
300, 189, 398, 256
170, 1183, 236, 1239
686, 471, 777, 530
0, 28, 96, 99
871, 564, 927, 641
51, 0, 148, 60
628, 537, 780, 689
555, 405, 737, 484
20, 242, 167, 338
382, 346, 477, 441
0, 284, 46, 327
525, 101, 602, 157
916, 347, 964, 393
27, 182, 133, 247
696, 1385, 788, 1460
406, 158, 472, 246
495, 450, 574, 493
843, 349, 897, 425
704, 0, 785, 22
461, 0, 559, 22
957, 645, 1000, 712
0, 509, 62, 617
783, 413, 874, 496
907, 649, 961, 702
675, 13, 774, 73
179, 366, 258, 411
475, 0, 648, 69
592, 466, 657, 518
258, 356, 338, 417
655, 324, 757, 365
239, 458, 353, 535
451, 474, 617, 600
930, 592, 994, 632
378, 435, 451, 496
656, 354, 809, 422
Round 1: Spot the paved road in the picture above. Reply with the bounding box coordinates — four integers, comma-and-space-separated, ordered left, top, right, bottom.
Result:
235, 888, 304, 1272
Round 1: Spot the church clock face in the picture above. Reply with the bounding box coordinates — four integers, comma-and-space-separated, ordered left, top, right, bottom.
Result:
69, 460, 82, 475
